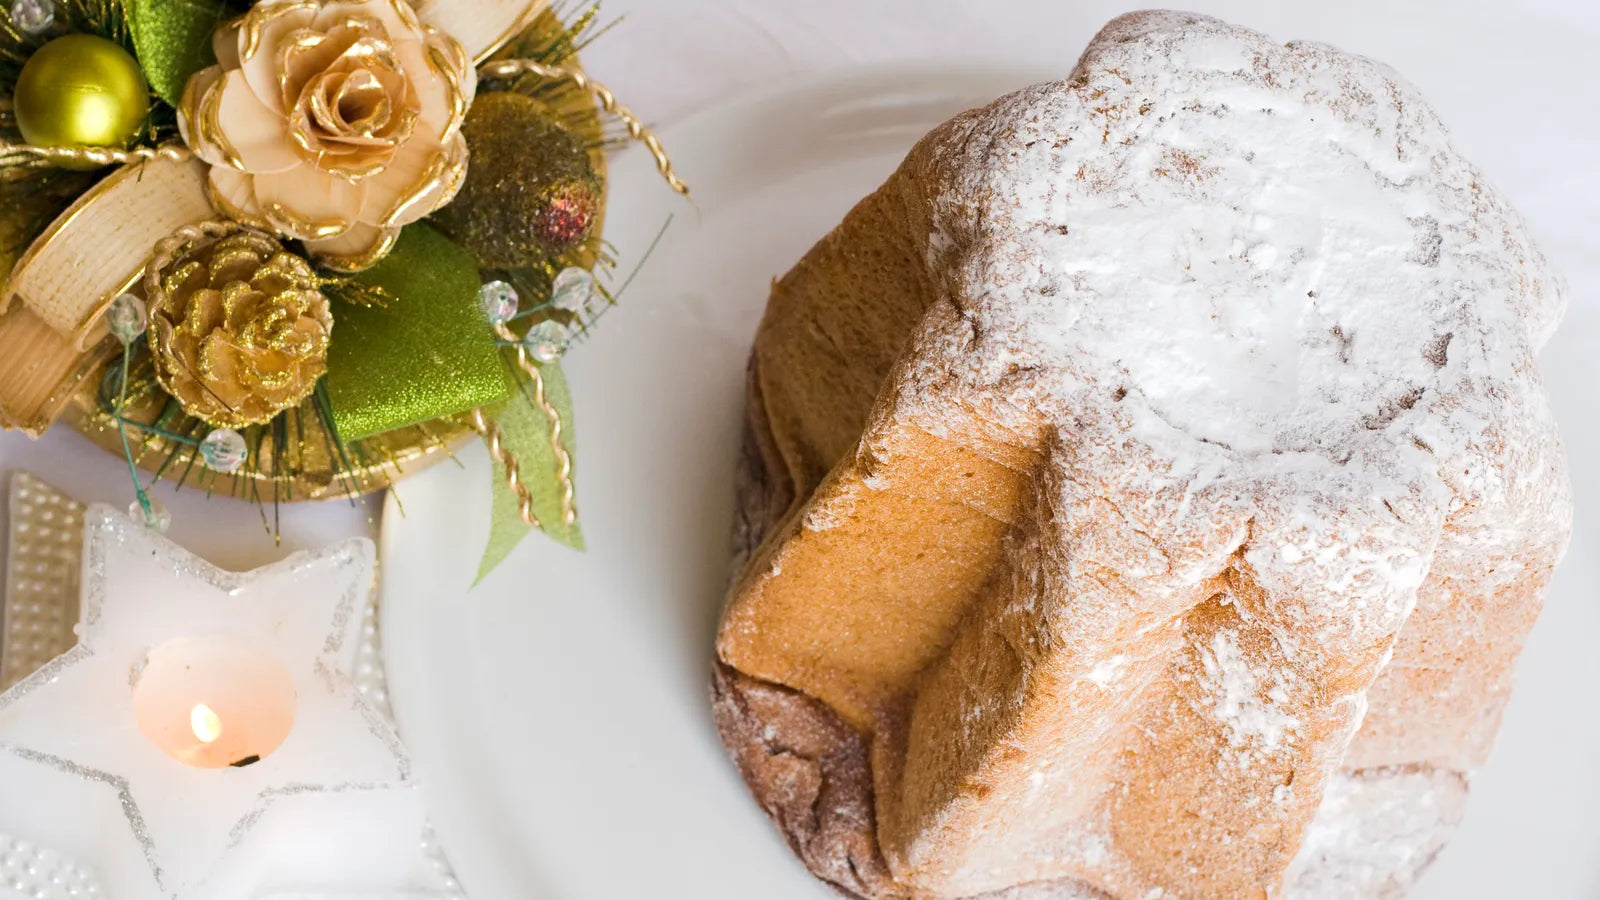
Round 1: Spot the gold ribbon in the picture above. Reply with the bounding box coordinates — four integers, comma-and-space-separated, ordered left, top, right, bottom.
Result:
0, 157, 214, 434
479, 58, 689, 197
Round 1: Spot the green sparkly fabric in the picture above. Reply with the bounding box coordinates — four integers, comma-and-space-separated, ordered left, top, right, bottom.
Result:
324, 224, 509, 442
128, 0, 228, 106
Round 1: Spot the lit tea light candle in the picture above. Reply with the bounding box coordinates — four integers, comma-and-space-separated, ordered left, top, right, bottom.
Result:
130, 635, 297, 769
192, 704, 222, 745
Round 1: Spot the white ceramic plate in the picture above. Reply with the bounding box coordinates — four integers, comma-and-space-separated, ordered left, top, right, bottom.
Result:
380, 68, 1600, 899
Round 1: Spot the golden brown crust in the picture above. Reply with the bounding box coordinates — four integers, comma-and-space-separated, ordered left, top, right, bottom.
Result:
711, 661, 896, 899
712, 664, 1116, 900
716, 369, 1122, 900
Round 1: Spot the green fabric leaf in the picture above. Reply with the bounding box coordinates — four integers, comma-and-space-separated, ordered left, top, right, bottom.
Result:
324, 224, 509, 441
477, 357, 583, 582
128, 0, 230, 106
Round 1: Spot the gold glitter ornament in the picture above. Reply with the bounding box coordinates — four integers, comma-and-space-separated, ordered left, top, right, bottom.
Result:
13, 35, 151, 154
432, 92, 601, 269
146, 227, 333, 428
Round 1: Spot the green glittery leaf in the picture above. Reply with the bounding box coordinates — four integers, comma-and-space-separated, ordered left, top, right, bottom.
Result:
324, 224, 509, 441
477, 357, 583, 582
128, 0, 229, 106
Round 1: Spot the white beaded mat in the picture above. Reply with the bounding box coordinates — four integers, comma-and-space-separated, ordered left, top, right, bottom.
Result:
0, 830, 105, 900
1, 475, 83, 692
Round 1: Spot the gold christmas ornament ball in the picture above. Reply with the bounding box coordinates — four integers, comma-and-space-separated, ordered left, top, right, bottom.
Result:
433, 92, 601, 270
13, 35, 151, 151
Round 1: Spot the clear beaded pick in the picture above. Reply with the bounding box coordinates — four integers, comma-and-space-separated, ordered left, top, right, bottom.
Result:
8, 0, 55, 36
128, 497, 171, 533
105, 293, 147, 344
548, 267, 595, 313
522, 320, 568, 364
199, 429, 248, 473
479, 280, 518, 326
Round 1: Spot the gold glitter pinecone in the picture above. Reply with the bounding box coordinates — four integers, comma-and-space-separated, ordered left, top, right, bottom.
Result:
148, 230, 333, 428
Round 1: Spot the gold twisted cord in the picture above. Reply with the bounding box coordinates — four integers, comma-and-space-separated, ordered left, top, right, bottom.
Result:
479, 58, 689, 197
0, 141, 194, 169
469, 408, 544, 531
142, 219, 244, 295
494, 322, 578, 528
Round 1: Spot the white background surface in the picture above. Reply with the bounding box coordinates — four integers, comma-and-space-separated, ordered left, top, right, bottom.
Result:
0, 1, 1596, 897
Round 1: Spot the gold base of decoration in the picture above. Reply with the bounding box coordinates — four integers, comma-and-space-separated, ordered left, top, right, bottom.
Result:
55, 6, 608, 502
60, 398, 482, 501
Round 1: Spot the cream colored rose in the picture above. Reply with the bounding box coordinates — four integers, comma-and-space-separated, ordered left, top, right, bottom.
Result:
178, 0, 477, 271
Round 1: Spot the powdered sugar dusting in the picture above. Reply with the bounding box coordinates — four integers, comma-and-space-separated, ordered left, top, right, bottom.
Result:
802, 488, 859, 532
906, 8, 1569, 574
1286, 767, 1468, 898
865, 8, 1568, 895
1194, 630, 1299, 754
1084, 654, 1129, 688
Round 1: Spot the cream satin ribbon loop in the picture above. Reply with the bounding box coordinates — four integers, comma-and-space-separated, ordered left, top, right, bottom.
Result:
0, 157, 214, 435
415, 0, 546, 62
3, 157, 213, 349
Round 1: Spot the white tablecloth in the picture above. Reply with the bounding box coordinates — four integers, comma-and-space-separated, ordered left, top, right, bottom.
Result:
2, 0, 1595, 568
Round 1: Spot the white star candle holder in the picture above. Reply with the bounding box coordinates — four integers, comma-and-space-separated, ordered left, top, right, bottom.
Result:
0, 504, 418, 899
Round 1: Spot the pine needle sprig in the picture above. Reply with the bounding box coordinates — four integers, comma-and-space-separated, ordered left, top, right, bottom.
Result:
319, 274, 398, 308
0, 0, 133, 89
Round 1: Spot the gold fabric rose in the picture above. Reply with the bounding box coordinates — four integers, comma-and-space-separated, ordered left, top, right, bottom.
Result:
149, 230, 333, 427
178, 0, 477, 271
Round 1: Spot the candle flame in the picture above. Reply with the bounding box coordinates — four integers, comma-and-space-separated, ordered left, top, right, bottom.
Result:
191, 704, 223, 744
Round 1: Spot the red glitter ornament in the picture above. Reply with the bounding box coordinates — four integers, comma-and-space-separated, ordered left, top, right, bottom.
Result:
433, 92, 602, 269
534, 181, 600, 253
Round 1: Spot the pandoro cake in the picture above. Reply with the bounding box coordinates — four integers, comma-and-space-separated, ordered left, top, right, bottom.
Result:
713, 10, 1571, 900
